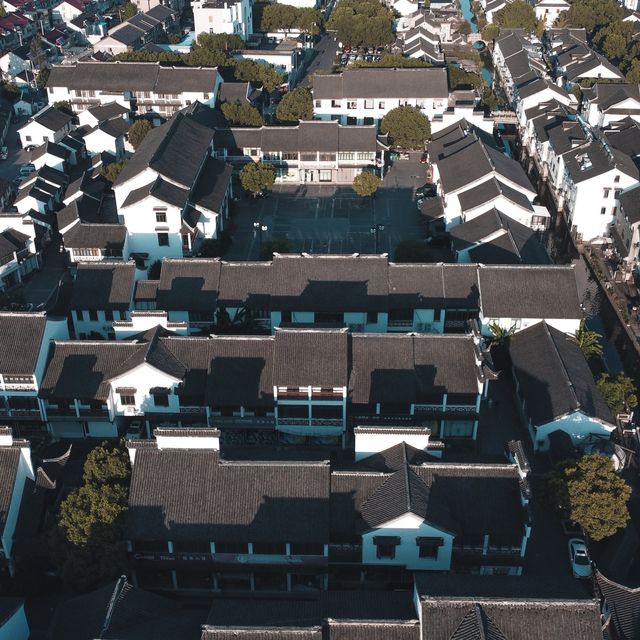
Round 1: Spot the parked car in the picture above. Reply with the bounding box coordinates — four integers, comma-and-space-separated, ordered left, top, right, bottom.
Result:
568, 538, 592, 578
0, 147, 8, 160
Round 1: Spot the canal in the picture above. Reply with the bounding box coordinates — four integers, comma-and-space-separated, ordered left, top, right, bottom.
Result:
458, 0, 493, 86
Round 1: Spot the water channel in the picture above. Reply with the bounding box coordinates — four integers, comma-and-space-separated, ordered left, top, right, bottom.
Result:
458, 0, 493, 86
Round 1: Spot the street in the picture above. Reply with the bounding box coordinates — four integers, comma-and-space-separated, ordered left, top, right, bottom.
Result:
298, 33, 339, 88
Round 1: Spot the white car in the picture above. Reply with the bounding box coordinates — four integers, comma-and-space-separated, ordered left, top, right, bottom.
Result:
568, 538, 592, 578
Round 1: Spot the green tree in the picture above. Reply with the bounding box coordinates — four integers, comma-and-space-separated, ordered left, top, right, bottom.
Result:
458, 21, 471, 36
481, 23, 500, 42
2, 83, 21, 103
380, 106, 431, 149
486, 322, 516, 347
447, 64, 484, 90
195, 32, 244, 51
240, 161, 276, 194
51, 442, 131, 591
560, 0, 623, 33
276, 87, 313, 123
36, 67, 50, 87
352, 171, 381, 198
128, 119, 153, 149
120, 1, 137, 20
568, 320, 603, 358
545, 454, 631, 541
221, 101, 265, 126
233, 59, 284, 92
100, 160, 128, 183
297, 7, 323, 35
597, 373, 638, 416
494, 0, 539, 32
327, 0, 394, 47
627, 58, 640, 84
53, 100, 73, 115
260, 3, 299, 32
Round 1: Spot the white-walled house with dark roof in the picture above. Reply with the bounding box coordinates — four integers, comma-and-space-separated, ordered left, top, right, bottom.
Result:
0, 312, 69, 432
312, 67, 449, 126
46, 61, 222, 118
17, 105, 74, 148
509, 322, 616, 451
0, 428, 34, 574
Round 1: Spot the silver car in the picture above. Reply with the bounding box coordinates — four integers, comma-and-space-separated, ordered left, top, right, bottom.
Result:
568, 538, 592, 578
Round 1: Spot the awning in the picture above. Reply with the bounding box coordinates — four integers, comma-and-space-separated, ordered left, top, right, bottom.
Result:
372, 536, 401, 545
115, 387, 136, 394
416, 536, 444, 547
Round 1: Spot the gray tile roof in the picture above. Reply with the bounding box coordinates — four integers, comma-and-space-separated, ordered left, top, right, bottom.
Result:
312, 67, 448, 100
418, 597, 603, 640
451, 209, 550, 265
214, 122, 378, 153
128, 449, 331, 542
620, 183, 640, 225
509, 321, 614, 426
271, 254, 389, 312
62, 223, 127, 251
69, 261, 136, 311
157, 258, 221, 311
0, 445, 20, 536
217, 262, 272, 309
0, 312, 47, 375
596, 570, 640, 640
87, 101, 129, 121
115, 112, 214, 189
478, 265, 580, 319
273, 328, 349, 388
31, 105, 73, 132
564, 140, 639, 184
47, 61, 219, 94
457, 177, 533, 213
349, 334, 480, 405
191, 157, 233, 213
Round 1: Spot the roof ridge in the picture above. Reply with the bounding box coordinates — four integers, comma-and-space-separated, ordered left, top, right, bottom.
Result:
474, 603, 487, 640
543, 322, 581, 411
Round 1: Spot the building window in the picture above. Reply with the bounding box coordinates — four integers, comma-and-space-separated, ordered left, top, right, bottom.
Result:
75, 309, 85, 321
347, 101, 357, 110
364, 99, 374, 109
614, 189, 622, 198
300, 153, 316, 161
378, 101, 385, 109
319, 153, 335, 162
155, 211, 167, 223
249, 148, 258, 156
331, 100, 341, 108
152, 391, 169, 407
373, 536, 399, 559
338, 152, 355, 160
104, 309, 114, 321
416, 536, 444, 559
603, 188, 610, 198
600, 207, 606, 215
119, 394, 135, 406
367, 311, 377, 324
281, 311, 292, 323
614, 175, 620, 183
88, 310, 98, 322
612, 206, 617, 216
282, 152, 298, 161
319, 170, 332, 182
315, 100, 321, 107
433, 308, 441, 322
157, 232, 169, 246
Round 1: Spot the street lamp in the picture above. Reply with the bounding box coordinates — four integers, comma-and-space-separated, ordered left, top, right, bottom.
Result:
370, 223, 385, 253
253, 221, 268, 251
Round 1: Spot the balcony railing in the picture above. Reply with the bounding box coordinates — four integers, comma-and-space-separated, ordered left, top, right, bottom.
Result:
311, 418, 343, 427
179, 406, 205, 414
388, 320, 413, 328
78, 408, 109, 418
277, 418, 344, 427
3, 382, 36, 391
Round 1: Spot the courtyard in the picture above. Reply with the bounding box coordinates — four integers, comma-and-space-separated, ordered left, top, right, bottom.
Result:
224, 152, 429, 260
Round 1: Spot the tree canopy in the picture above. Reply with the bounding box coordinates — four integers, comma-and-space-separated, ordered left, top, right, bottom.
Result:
447, 64, 484, 90
276, 87, 313, 123
380, 106, 431, 149
128, 119, 152, 150
221, 101, 265, 126
597, 373, 638, 416
120, 1, 137, 20
494, 0, 540, 33
51, 442, 131, 591
352, 171, 381, 198
100, 160, 128, 184
568, 320, 603, 359
258, 4, 323, 35
53, 100, 73, 115
546, 454, 631, 541
327, 0, 394, 47
240, 162, 276, 194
